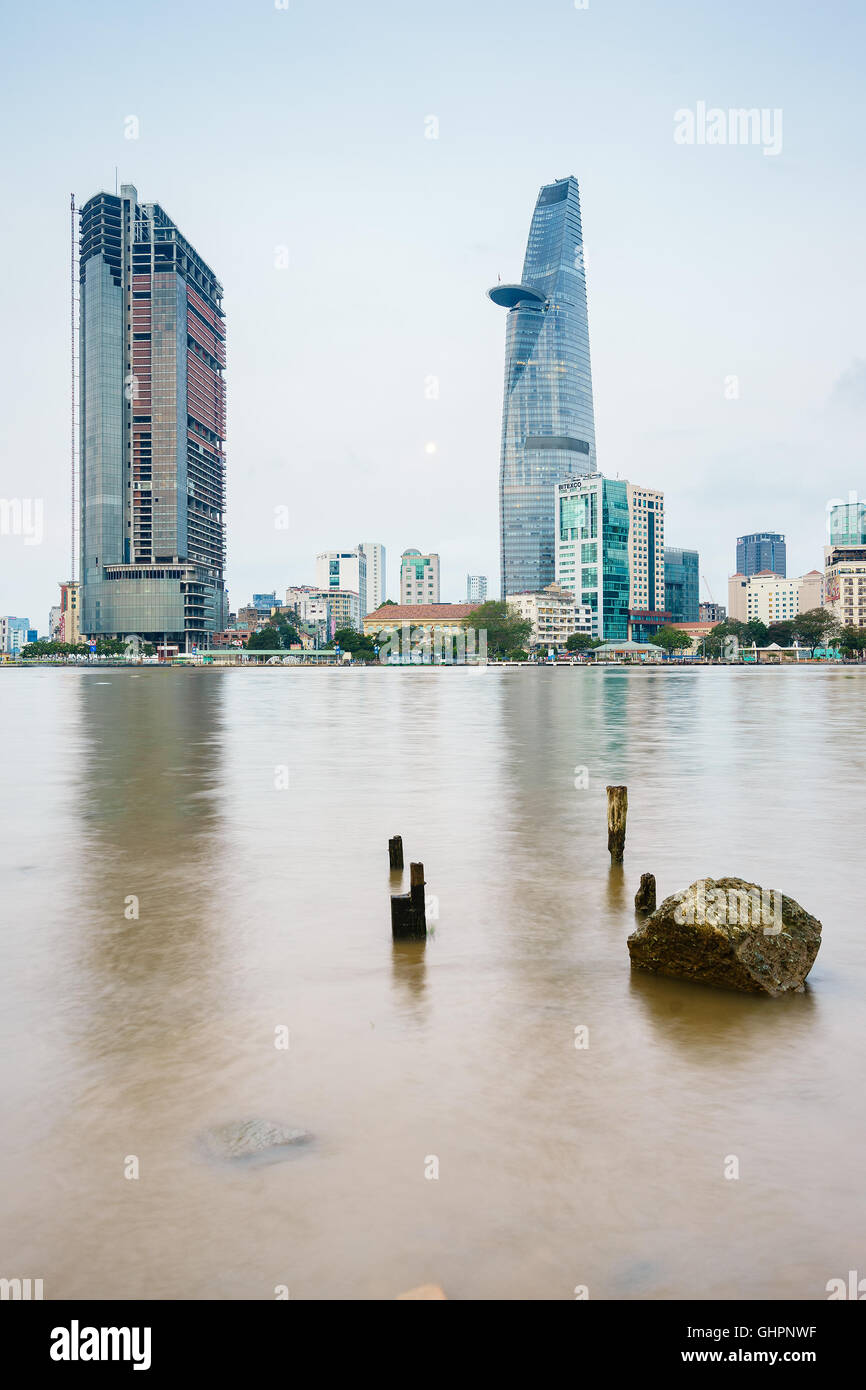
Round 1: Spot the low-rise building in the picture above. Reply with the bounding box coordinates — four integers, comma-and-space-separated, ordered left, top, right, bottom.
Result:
400, 550, 440, 604
728, 570, 822, 626
670, 620, 717, 653
699, 601, 726, 623
508, 583, 592, 652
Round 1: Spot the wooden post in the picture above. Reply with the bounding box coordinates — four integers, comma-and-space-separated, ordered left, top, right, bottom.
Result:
391, 862, 427, 940
606, 785, 628, 862
634, 872, 656, 914
389, 835, 404, 870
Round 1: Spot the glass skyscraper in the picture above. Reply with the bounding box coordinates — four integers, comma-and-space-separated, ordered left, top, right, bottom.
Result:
489, 176, 597, 597
735, 532, 785, 577
664, 547, 700, 623
555, 475, 629, 640
79, 185, 226, 646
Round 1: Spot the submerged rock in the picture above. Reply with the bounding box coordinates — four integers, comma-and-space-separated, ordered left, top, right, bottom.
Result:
627, 877, 821, 995
200, 1118, 313, 1164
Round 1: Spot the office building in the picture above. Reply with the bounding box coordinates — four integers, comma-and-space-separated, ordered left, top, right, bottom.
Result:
310, 588, 361, 634
58, 581, 81, 645
360, 543, 386, 613
728, 571, 823, 626
49, 606, 62, 641
555, 474, 630, 641
627, 484, 668, 642
508, 583, 592, 652
78, 185, 226, 647
823, 546, 866, 629
489, 176, 597, 596
664, 547, 700, 623
827, 500, 866, 547
400, 550, 440, 604
252, 592, 278, 612
315, 549, 366, 622
0, 617, 31, 654
736, 532, 786, 577
466, 575, 488, 605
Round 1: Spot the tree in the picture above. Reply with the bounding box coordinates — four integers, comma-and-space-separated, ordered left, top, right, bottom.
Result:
653, 626, 693, 655
465, 601, 532, 659
765, 619, 797, 648
791, 607, 840, 653
246, 616, 301, 651
333, 627, 377, 660
836, 625, 866, 659
566, 632, 597, 652
246, 627, 279, 650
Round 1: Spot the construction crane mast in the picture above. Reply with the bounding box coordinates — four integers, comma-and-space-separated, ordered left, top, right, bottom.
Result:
70, 192, 77, 582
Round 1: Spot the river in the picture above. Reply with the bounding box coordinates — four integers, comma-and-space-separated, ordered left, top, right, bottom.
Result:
1, 665, 863, 1299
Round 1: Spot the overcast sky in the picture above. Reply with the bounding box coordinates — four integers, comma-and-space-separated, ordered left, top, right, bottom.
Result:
1, 0, 865, 625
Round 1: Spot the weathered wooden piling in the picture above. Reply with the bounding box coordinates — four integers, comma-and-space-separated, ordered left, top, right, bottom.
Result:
606, 785, 628, 862
634, 872, 656, 914
391, 862, 427, 940
389, 835, 404, 870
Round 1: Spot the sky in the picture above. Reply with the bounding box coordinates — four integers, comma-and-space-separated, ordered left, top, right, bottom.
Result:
1, 0, 865, 625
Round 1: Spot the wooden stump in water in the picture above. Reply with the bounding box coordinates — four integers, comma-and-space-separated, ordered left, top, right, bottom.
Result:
634, 872, 656, 913
607, 785, 628, 862
391, 862, 427, 940
389, 835, 404, 870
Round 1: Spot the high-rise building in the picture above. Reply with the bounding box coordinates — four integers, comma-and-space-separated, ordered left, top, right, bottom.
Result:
626, 484, 668, 642
736, 532, 786, 577
359, 543, 386, 613
466, 574, 488, 604
78, 185, 226, 647
827, 500, 866, 547
555, 474, 629, 641
315, 549, 367, 623
59, 580, 81, 645
489, 176, 597, 597
400, 550, 440, 604
823, 546, 866, 628
664, 547, 700, 623
699, 601, 726, 623
0, 617, 31, 654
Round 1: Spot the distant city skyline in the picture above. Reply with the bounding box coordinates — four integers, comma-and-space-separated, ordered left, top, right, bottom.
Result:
1, 1, 865, 624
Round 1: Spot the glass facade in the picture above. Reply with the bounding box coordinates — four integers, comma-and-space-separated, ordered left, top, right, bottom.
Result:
490, 177, 597, 596
736, 532, 785, 577
79, 185, 226, 645
828, 501, 866, 547
664, 547, 700, 623
555, 475, 628, 640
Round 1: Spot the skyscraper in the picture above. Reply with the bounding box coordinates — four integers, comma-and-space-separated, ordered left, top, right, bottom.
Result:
315, 549, 367, 622
489, 176, 597, 597
79, 185, 226, 647
736, 532, 786, 577
360, 543, 386, 612
555, 475, 629, 641
664, 547, 700, 623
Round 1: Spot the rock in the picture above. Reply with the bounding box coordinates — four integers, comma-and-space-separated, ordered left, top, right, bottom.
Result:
199, 1118, 313, 1164
396, 1284, 447, 1300
627, 877, 821, 995
634, 872, 656, 914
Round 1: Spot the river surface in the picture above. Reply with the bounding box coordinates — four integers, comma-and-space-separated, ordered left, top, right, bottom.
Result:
1, 666, 864, 1300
